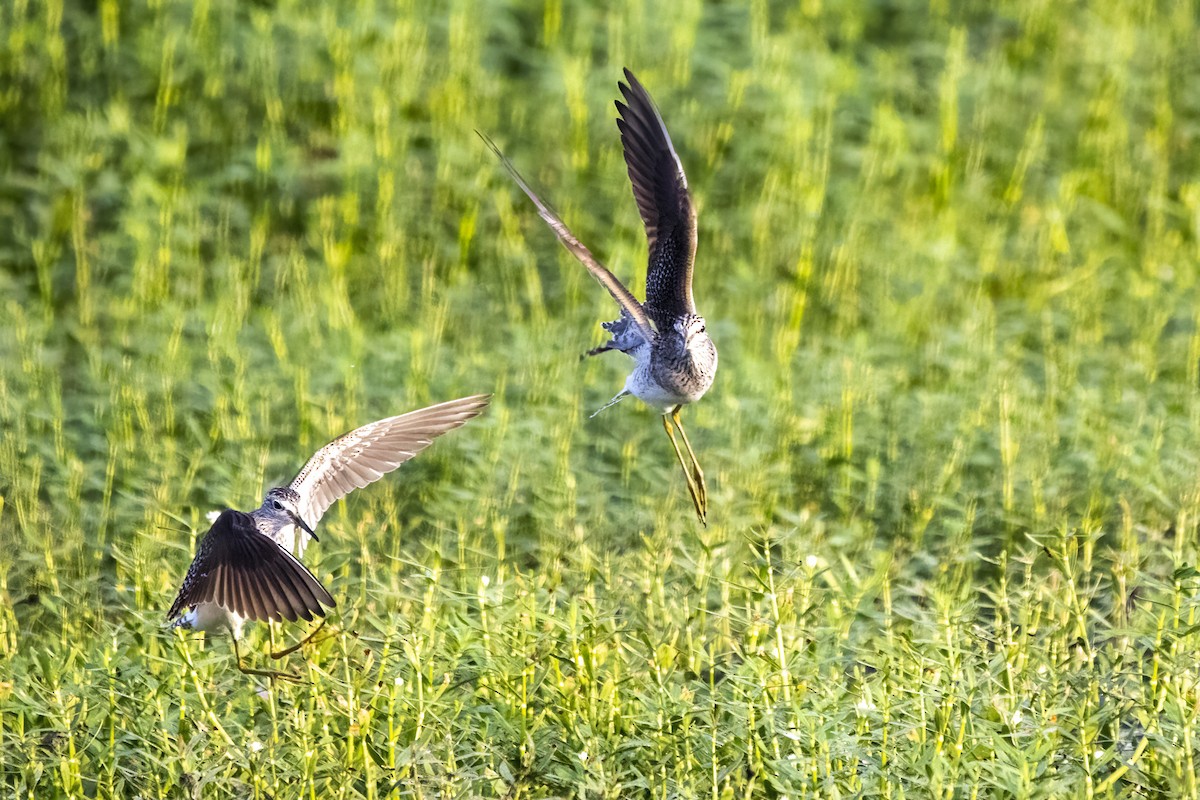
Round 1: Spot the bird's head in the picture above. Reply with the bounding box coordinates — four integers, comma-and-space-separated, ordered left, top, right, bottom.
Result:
673, 314, 710, 349
260, 486, 317, 542
663, 313, 718, 386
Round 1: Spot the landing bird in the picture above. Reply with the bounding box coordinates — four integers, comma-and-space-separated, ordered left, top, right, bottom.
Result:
482, 69, 716, 523
166, 394, 491, 680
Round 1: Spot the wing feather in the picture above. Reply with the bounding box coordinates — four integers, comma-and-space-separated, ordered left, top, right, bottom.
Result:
242, 570, 268, 620
166, 509, 335, 623
616, 68, 698, 325
478, 131, 658, 342
255, 568, 289, 622
289, 395, 491, 531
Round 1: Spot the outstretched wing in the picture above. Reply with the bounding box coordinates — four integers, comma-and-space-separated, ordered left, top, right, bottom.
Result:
615, 68, 698, 326
166, 509, 335, 623
479, 131, 658, 342
289, 394, 490, 530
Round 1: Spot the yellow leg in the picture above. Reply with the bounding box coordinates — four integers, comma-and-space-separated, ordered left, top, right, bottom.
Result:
671, 408, 708, 513
663, 413, 707, 525
232, 636, 302, 683
270, 618, 331, 660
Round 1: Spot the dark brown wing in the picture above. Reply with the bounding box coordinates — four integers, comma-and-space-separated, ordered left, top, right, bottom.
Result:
166, 509, 335, 623
616, 68, 698, 325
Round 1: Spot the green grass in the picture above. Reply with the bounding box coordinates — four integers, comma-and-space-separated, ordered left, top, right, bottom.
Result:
3, 0, 1200, 796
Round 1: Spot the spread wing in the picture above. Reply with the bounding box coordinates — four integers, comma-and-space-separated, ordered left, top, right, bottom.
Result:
289, 394, 490, 530
615, 68, 698, 326
479, 131, 658, 343
166, 509, 335, 623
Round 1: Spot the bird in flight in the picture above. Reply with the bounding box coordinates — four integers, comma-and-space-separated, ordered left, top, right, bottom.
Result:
482, 69, 717, 523
166, 394, 490, 681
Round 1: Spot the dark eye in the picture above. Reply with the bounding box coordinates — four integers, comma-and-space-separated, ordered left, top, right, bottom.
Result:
272, 500, 283, 510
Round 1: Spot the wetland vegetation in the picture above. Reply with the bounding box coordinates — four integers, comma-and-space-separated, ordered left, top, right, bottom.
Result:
2, 0, 1199, 796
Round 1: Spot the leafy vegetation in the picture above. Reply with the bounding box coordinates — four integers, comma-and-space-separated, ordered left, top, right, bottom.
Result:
2, 0, 1199, 796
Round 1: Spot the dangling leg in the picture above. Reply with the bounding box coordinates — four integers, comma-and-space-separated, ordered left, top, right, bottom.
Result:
270, 618, 332, 659
662, 414, 707, 525
232, 635, 302, 683
671, 407, 708, 514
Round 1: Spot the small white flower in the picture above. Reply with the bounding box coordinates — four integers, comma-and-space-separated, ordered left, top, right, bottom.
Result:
805, 555, 819, 569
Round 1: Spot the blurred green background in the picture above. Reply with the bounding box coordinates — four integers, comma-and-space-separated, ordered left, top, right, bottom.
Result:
2, 0, 1199, 797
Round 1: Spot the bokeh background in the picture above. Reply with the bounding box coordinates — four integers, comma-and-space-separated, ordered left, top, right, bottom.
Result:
2, 0, 1199, 796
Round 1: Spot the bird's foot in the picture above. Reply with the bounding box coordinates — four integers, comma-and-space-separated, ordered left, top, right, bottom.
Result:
270, 618, 330, 659
662, 412, 708, 525
690, 461, 708, 518
673, 408, 708, 524
237, 662, 305, 684
685, 474, 708, 527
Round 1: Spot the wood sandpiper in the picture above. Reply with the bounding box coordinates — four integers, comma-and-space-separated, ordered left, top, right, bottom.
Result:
482, 69, 716, 523
167, 394, 491, 681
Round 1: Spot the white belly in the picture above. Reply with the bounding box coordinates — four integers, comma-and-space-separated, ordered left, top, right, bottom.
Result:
176, 603, 245, 639
274, 521, 307, 558
625, 362, 684, 412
